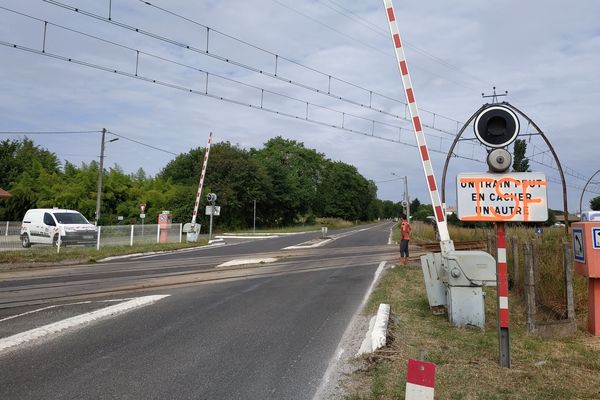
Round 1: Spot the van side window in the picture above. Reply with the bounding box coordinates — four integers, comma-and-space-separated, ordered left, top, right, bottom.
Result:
44, 213, 56, 226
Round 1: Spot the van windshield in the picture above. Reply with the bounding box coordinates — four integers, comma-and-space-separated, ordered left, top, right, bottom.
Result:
53, 212, 89, 224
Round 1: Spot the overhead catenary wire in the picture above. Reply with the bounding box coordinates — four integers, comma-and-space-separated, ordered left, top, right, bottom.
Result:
0, 5, 453, 145
2, 4, 592, 194
317, 0, 493, 87
269, 0, 479, 91
0, 38, 485, 163
41, 0, 464, 139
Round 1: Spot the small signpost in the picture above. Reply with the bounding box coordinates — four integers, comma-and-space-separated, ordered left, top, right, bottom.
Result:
206, 193, 218, 241
140, 204, 146, 235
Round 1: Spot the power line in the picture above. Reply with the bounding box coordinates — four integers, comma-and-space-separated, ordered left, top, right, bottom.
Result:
42, 0, 464, 138
107, 130, 179, 156
2, 4, 591, 191
0, 38, 486, 163
318, 0, 492, 87
0, 130, 100, 135
0, 6, 463, 147
268, 0, 480, 91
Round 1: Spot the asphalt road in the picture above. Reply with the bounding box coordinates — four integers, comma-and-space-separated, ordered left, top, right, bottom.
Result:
0, 222, 397, 400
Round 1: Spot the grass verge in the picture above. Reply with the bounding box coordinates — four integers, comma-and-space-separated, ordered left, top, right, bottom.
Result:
0, 240, 208, 267
346, 264, 600, 399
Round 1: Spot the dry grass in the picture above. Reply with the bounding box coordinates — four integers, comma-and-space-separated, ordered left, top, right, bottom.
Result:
0, 241, 207, 267
346, 264, 600, 400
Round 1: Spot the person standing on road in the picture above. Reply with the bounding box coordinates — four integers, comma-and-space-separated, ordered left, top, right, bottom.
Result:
399, 214, 411, 266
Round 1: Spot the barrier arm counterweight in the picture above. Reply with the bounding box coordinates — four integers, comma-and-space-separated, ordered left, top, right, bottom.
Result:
383, 0, 454, 254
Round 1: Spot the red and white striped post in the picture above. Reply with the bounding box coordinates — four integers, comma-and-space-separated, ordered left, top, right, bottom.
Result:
405, 358, 436, 400
496, 222, 510, 367
191, 132, 213, 227
383, 0, 454, 254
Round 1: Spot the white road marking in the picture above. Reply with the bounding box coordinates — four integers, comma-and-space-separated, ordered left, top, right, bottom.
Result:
216, 258, 278, 268
283, 239, 333, 250
0, 298, 133, 323
0, 295, 170, 353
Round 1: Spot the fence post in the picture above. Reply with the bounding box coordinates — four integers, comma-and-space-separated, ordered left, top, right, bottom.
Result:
510, 236, 519, 291
130, 225, 134, 247
524, 240, 536, 333
96, 226, 102, 251
179, 223, 182, 243
5, 221, 9, 236
563, 240, 576, 321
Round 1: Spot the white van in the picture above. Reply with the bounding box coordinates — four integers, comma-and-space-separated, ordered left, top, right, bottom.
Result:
20, 208, 97, 247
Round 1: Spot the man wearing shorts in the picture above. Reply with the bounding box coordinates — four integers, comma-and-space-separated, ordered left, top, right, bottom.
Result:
399, 214, 411, 265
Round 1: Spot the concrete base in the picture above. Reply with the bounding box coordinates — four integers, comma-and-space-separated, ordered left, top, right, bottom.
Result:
447, 286, 485, 328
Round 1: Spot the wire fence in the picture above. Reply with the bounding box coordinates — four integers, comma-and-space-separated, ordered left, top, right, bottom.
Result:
0, 222, 184, 253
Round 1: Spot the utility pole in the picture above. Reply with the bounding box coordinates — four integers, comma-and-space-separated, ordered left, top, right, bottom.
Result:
404, 175, 410, 221
253, 199, 256, 234
95, 128, 118, 226
95, 128, 106, 226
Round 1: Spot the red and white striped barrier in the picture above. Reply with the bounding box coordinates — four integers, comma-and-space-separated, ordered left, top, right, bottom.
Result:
191, 132, 213, 226
405, 358, 436, 400
382, 0, 454, 253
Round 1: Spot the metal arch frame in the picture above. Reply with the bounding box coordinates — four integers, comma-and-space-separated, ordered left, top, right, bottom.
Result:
579, 169, 600, 217
440, 101, 569, 235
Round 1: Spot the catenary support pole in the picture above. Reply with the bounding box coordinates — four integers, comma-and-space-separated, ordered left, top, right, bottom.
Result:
95, 128, 106, 225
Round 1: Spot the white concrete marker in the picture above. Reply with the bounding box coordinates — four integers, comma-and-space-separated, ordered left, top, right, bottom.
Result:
0, 295, 170, 353
371, 303, 391, 351
357, 303, 391, 355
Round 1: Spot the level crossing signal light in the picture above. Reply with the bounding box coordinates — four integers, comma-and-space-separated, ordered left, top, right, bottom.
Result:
474, 105, 520, 174
207, 193, 217, 203
474, 105, 520, 148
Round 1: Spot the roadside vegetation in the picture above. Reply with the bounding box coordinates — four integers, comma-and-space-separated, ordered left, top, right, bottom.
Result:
0, 137, 391, 230
346, 265, 600, 399
0, 218, 362, 267
0, 241, 207, 268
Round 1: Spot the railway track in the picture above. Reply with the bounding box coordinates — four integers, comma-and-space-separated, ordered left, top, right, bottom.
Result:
415, 240, 487, 252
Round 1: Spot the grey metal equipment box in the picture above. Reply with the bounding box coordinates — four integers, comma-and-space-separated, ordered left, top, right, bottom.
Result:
421, 250, 496, 327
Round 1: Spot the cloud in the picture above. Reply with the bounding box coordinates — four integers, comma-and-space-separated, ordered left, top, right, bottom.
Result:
1, 0, 599, 212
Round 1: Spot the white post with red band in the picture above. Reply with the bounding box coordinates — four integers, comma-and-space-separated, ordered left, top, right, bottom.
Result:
383, 0, 453, 253
191, 132, 213, 227
405, 359, 436, 400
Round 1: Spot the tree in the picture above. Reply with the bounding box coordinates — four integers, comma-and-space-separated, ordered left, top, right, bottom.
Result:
253, 137, 326, 225
512, 139, 530, 172
315, 161, 374, 221
591, 196, 600, 211
410, 198, 421, 215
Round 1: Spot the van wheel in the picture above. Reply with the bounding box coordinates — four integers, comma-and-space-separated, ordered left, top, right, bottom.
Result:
52, 234, 60, 247
21, 234, 31, 248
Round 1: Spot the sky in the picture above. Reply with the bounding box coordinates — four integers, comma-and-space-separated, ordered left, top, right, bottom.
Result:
1, 0, 600, 213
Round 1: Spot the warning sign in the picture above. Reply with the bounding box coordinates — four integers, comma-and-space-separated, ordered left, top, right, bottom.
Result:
592, 228, 600, 250
573, 228, 585, 262
456, 172, 548, 222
